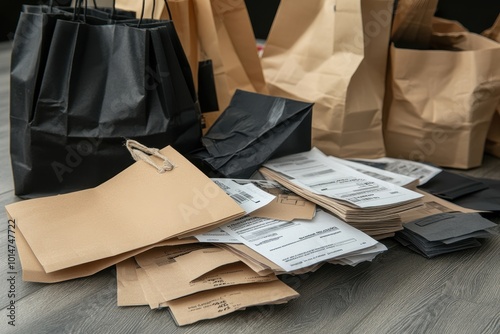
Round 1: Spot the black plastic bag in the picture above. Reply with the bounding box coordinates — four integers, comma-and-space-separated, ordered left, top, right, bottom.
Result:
191, 90, 313, 178
10, 5, 202, 198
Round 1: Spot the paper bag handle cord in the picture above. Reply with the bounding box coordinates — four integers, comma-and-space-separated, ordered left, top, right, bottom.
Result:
125, 140, 174, 173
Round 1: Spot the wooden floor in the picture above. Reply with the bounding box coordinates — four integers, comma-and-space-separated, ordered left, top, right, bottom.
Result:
1, 40, 499, 334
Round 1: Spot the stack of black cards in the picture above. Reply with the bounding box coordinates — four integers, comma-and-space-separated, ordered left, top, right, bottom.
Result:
395, 212, 498, 258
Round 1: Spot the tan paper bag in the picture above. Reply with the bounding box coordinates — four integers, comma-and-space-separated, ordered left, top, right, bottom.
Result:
117, 258, 148, 306
384, 31, 500, 169
483, 14, 500, 158
13, 225, 194, 283
115, 0, 268, 128
166, 280, 299, 326
6, 143, 244, 274
262, 0, 394, 158
193, 0, 268, 127
135, 245, 277, 302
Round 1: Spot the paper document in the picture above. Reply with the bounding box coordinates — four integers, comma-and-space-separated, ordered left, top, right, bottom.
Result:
263, 148, 422, 208
230, 179, 316, 220
220, 210, 381, 272
328, 243, 388, 266
351, 157, 442, 185
212, 179, 275, 214
328, 156, 418, 188
194, 228, 240, 244
196, 178, 316, 243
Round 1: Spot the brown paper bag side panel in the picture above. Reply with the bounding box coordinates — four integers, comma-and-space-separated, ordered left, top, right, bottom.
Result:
116, 258, 149, 306
385, 41, 500, 169
262, 0, 392, 158
166, 280, 299, 326
7, 146, 244, 273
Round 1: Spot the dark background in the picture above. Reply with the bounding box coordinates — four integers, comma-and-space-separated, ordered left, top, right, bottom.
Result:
1, 1, 499, 42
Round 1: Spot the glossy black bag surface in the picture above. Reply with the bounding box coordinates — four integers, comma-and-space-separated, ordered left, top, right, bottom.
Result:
192, 90, 313, 178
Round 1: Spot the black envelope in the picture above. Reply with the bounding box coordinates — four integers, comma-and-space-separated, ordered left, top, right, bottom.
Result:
417, 170, 488, 200
452, 177, 500, 212
191, 90, 313, 178
10, 5, 202, 198
395, 212, 496, 258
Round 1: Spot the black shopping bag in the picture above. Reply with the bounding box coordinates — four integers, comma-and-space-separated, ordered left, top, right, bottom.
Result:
10, 4, 202, 198
197, 59, 219, 113
191, 90, 313, 178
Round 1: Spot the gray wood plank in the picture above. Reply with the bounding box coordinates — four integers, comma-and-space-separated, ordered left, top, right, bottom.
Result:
0, 41, 13, 193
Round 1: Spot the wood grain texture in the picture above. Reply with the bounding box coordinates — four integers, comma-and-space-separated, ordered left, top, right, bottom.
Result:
0, 40, 13, 194
0, 40, 499, 334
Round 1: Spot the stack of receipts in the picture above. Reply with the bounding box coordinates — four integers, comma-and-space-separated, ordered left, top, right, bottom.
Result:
259, 148, 424, 238
194, 179, 387, 274
115, 178, 387, 325
214, 211, 387, 273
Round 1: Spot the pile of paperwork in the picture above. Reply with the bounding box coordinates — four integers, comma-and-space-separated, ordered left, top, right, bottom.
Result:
260, 148, 424, 238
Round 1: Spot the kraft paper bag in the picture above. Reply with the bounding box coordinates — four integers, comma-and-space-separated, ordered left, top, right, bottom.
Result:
116, 0, 268, 129
12, 224, 197, 283
192, 0, 268, 127
483, 14, 500, 158
117, 258, 148, 306
6, 142, 244, 275
166, 280, 299, 326
262, 0, 394, 158
384, 31, 500, 169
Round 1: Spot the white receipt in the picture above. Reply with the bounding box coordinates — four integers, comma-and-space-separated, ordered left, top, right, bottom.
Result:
220, 210, 381, 272
212, 179, 275, 214
263, 148, 422, 208
351, 157, 442, 185
194, 227, 240, 244
328, 156, 418, 187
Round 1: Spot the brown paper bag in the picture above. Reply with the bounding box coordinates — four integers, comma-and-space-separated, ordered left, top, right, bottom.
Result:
134, 245, 277, 302
6, 144, 244, 275
117, 258, 148, 306
115, 0, 268, 128
262, 0, 394, 158
13, 224, 193, 283
483, 14, 500, 158
166, 280, 299, 326
384, 31, 500, 169
193, 0, 268, 126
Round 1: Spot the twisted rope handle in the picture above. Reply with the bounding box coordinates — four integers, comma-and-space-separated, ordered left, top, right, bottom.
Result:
126, 140, 174, 173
